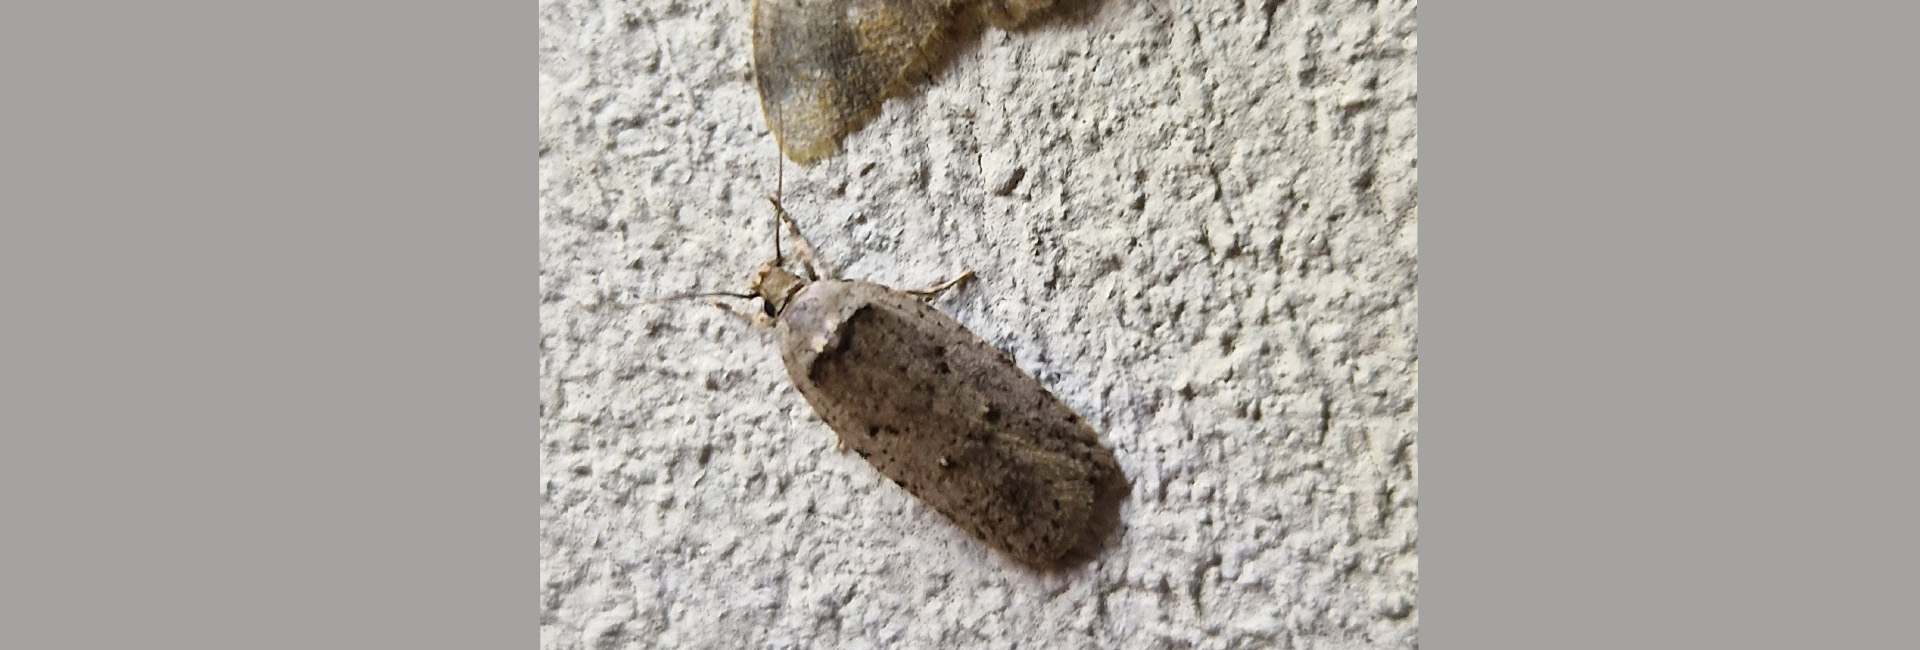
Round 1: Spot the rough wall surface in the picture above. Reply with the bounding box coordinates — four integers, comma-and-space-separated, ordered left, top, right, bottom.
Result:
539, 0, 1417, 647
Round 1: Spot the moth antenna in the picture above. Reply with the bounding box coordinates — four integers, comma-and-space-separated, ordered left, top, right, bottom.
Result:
641, 290, 758, 306
773, 75, 787, 267
764, 16, 787, 269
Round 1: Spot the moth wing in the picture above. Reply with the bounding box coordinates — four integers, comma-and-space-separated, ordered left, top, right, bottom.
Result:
777, 281, 1121, 565
751, 0, 955, 164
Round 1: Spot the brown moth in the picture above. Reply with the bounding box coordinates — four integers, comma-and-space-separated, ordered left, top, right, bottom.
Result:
723, 199, 1125, 567
750, 0, 1059, 164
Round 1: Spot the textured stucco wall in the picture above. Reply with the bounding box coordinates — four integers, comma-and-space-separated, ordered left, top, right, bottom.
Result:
540, 0, 1417, 647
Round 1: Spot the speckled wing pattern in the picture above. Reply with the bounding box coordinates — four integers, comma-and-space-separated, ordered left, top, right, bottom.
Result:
773, 279, 1123, 566
751, 0, 956, 164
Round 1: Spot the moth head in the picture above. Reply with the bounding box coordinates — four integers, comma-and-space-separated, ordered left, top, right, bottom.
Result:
748, 258, 804, 319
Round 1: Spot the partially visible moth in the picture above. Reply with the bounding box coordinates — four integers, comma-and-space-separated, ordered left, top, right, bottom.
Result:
718, 199, 1125, 567
751, 0, 1059, 164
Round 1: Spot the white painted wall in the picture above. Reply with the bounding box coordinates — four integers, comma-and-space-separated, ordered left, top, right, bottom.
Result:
541, 0, 1417, 646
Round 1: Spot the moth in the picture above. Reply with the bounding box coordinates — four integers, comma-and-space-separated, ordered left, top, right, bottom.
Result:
717, 199, 1125, 567
751, 0, 1058, 164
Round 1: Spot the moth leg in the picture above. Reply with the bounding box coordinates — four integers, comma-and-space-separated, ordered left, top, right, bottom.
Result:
766, 197, 828, 281
709, 299, 777, 329
906, 269, 976, 301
